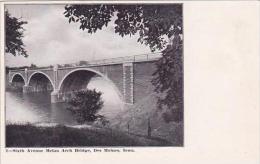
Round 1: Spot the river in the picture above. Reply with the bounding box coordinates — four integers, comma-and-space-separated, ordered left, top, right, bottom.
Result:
6, 77, 124, 125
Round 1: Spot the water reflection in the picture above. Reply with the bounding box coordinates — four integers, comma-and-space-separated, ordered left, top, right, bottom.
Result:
6, 77, 124, 125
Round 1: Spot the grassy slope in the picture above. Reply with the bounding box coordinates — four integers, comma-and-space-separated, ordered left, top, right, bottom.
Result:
110, 93, 183, 146
6, 124, 172, 147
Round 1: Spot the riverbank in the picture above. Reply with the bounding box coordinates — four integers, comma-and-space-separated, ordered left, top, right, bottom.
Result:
6, 124, 173, 147
110, 93, 183, 146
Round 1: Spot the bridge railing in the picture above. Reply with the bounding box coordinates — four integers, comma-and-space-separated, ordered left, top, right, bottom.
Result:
8, 68, 26, 72
8, 52, 162, 72
8, 67, 52, 73
86, 52, 161, 66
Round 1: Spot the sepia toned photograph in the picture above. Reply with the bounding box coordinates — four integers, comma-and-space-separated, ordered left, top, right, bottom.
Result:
5, 3, 183, 147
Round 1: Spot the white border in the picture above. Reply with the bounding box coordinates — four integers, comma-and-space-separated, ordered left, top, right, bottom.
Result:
1, 1, 259, 164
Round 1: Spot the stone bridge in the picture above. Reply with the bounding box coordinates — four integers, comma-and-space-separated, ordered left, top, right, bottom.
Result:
8, 53, 161, 104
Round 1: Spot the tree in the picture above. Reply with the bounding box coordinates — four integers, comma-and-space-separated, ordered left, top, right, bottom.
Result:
5, 66, 10, 75
57, 64, 62, 68
64, 64, 72, 67
64, 4, 183, 122
67, 89, 104, 124
78, 60, 88, 66
30, 63, 37, 68
152, 35, 183, 122
5, 10, 28, 57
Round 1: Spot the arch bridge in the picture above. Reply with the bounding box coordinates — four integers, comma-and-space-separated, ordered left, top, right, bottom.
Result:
8, 53, 160, 104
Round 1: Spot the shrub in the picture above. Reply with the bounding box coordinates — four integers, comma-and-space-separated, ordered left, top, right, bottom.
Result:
66, 89, 104, 124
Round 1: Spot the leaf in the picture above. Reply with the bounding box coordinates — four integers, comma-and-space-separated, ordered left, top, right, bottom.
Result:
71, 17, 75, 22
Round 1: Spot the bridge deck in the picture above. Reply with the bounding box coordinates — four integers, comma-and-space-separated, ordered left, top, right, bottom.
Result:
9, 53, 161, 73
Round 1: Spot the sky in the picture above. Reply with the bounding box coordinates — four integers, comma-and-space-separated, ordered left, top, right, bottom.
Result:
5, 4, 151, 67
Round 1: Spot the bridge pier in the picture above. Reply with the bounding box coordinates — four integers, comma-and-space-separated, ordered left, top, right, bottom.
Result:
51, 90, 61, 103
22, 85, 33, 93
123, 63, 134, 104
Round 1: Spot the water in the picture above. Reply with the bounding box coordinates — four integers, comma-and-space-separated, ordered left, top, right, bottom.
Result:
6, 77, 124, 126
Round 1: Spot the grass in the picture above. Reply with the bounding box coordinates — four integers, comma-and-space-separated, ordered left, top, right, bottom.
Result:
6, 124, 173, 147
109, 93, 184, 146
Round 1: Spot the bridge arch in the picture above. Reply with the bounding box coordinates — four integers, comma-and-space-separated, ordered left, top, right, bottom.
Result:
28, 71, 55, 90
57, 68, 123, 100
10, 73, 26, 84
